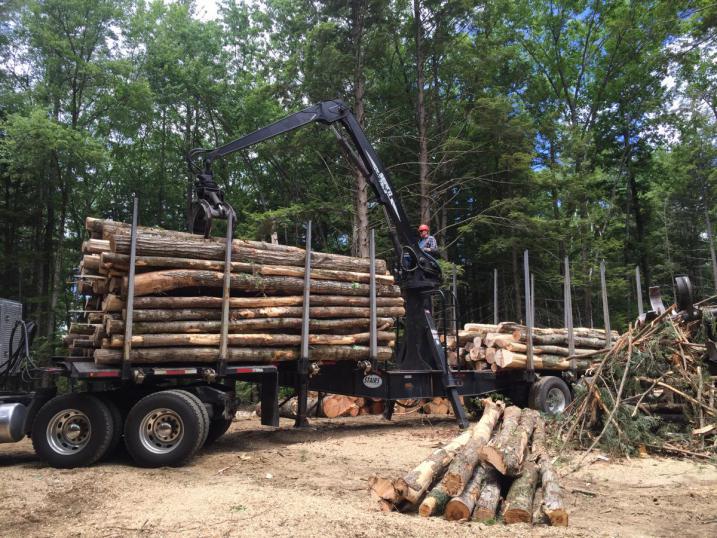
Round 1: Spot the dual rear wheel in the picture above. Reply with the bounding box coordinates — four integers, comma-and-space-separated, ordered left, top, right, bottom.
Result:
32, 389, 232, 468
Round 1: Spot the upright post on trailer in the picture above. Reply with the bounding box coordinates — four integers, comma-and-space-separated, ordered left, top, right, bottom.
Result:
369, 229, 377, 363
600, 260, 611, 348
122, 197, 139, 381
217, 213, 234, 377
523, 250, 534, 376
295, 221, 312, 428
452, 266, 459, 346
635, 265, 644, 318
531, 273, 535, 327
564, 257, 576, 373
493, 268, 499, 325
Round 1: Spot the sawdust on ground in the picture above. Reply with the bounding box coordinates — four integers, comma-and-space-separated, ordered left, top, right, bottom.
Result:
0, 414, 715, 537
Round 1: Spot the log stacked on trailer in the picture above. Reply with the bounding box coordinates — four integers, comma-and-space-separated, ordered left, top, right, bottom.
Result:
66, 217, 404, 365
446, 321, 618, 373
369, 400, 568, 526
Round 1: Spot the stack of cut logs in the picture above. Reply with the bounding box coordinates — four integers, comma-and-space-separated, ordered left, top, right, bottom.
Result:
369, 400, 567, 526
447, 322, 618, 372
256, 393, 386, 419
65, 217, 404, 365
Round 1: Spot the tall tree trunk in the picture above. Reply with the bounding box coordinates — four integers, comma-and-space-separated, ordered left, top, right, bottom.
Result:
414, 0, 430, 225
702, 182, 717, 292
512, 244, 522, 323
351, 0, 369, 257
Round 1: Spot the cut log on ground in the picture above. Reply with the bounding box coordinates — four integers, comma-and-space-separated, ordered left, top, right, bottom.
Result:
502, 461, 540, 524
482, 408, 538, 476
444, 465, 486, 521
394, 427, 474, 505
472, 466, 501, 522
538, 459, 568, 526
443, 399, 504, 495
479, 405, 522, 474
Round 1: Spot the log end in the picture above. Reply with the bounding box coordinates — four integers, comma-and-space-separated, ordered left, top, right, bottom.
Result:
368, 476, 398, 502
472, 508, 497, 522
444, 498, 471, 521
503, 508, 531, 525
545, 508, 569, 527
418, 496, 438, 517
442, 473, 462, 497
479, 446, 507, 475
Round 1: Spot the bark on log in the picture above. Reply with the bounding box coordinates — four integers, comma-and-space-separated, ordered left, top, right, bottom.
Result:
82, 239, 111, 254
502, 409, 540, 476
502, 342, 594, 357
102, 252, 395, 285
418, 483, 451, 517
444, 466, 486, 521
494, 350, 591, 371
512, 326, 618, 339
94, 345, 393, 364
512, 331, 611, 348
124, 306, 405, 322
102, 294, 404, 312
108, 331, 395, 348
68, 323, 101, 335
123, 269, 401, 298
479, 405, 521, 474
111, 234, 387, 274
472, 466, 501, 522
443, 399, 504, 495
394, 427, 474, 505
503, 461, 539, 524
106, 317, 395, 335
538, 459, 568, 526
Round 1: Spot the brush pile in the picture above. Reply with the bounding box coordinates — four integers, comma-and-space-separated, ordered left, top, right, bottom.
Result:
447, 322, 617, 373
559, 306, 717, 459
369, 399, 568, 526
64, 217, 404, 365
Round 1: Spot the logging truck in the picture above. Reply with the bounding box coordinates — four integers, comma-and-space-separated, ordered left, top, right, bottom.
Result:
0, 101, 582, 468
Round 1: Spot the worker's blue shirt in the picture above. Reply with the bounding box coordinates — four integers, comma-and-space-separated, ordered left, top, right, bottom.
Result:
419, 235, 437, 252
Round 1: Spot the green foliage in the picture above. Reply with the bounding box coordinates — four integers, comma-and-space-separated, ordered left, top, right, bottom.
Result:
1, 0, 716, 358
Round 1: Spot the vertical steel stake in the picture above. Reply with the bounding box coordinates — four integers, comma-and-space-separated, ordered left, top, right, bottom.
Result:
493, 268, 499, 325
217, 213, 233, 377
635, 265, 644, 317
369, 229, 377, 361
600, 260, 611, 348
122, 197, 139, 381
451, 265, 459, 346
564, 257, 575, 372
523, 250, 534, 374
295, 221, 312, 427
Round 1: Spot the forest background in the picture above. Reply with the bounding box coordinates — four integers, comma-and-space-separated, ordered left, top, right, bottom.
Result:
1, 0, 716, 354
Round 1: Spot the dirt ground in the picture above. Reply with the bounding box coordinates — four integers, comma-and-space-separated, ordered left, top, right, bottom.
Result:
0, 414, 715, 538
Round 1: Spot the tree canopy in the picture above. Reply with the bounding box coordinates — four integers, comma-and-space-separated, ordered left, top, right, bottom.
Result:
1, 0, 716, 350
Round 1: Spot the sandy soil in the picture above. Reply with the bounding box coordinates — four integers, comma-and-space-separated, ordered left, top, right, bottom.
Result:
0, 414, 715, 538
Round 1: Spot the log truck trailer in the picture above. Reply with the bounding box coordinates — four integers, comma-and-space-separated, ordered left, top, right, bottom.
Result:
0, 100, 575, 468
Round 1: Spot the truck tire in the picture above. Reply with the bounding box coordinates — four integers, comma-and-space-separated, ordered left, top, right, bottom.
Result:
123, 390, 208, 467
31, 393, 114, 468
529, 376, 571, 415
99, 396, 123, 459
204, 417, 233, 446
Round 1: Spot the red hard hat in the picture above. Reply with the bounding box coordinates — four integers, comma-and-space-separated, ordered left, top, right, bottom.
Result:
418, 224, 429, 232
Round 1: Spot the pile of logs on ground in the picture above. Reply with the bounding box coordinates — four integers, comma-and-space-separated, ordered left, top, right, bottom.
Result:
447, 322, 618, 373
65, 217, 404, 365
255, 393, 386, 419
369, 399, 568, 526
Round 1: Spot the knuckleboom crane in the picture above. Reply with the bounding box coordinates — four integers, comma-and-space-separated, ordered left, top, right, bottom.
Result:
187, 100, 469, 427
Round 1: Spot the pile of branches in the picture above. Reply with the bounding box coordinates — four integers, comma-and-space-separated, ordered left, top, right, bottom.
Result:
560, 307, 717, 459
369, 400, 568, 526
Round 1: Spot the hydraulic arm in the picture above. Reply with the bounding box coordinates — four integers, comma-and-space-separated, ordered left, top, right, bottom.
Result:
188, 99, 468, 427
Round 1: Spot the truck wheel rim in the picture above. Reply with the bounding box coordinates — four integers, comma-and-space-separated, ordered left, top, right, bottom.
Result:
139, 408, 183, 454
546, 388, 566, 414
47, 409, 91, 455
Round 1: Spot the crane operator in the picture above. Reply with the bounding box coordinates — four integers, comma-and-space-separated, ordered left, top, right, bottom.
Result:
418, 224, 438, 256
